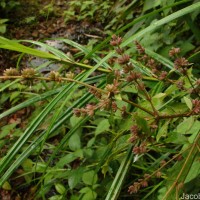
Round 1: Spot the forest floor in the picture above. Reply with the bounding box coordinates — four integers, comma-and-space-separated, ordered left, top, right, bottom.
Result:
0, 0, 106, 73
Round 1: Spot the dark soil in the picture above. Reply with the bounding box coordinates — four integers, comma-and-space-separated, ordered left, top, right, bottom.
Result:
0, 0, 106, 73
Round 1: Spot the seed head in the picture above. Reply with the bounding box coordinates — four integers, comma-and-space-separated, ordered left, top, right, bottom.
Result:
65, 72, 74, 79
110, 35, 123, 46
155, 171, 162, 178
105, 79, 120, 97
160, 160, 167, 167
98, 98, 112, 110
159, 71, 168, 80
85, 104, 96, 116
48, 71, 61, 81
177, 182, 184, 190
130, 125, 139, 135
123, 63, 133, 73
3, 68, 19, 77
121, 106, 128, 118
21, 68, 37, 78
128, 182, 140, 194
135, 41, 145, 54
176, 80, 185, 90
192, 99, 200, 114
111, 101, 118, 112
126, 71, 142, 82
89, 86, 102, 99
195, 79, 200, 86
115, 47, 124, 55
118, 54, 130, 65
169, 47, 180, 57
139, 179, 148, 188
174, 57, 190, 69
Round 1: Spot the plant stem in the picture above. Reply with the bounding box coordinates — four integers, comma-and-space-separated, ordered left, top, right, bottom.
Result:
185, 73, 200, 98
162, 134, 199, 200
136, 80, 159, 117
60, 58, 112, 73
122, 97, 155, 116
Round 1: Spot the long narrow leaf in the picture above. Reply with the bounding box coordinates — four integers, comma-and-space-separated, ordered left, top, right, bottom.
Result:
0, 81, 105, 185
105, 145, 133, 200
121, 2, 200, 47
0, 73, 85, 180
0, 37, 59, 60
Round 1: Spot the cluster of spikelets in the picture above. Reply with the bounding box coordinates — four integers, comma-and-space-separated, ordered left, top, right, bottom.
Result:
3, 68, 36, 78
2, 68, 74, 82
73, 35, 200, 194
74, 35, 200, 120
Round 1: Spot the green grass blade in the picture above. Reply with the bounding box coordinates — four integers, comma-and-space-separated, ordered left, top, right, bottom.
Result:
121, 2, 200, 47
0, 81, 105, 185
23, 40, 73, 61
0, 79, 20, 92
0, 85, 70, 177
59, 38, 110, 68
0, 37, 59, 60
83, 0, 191, 60
0, 73, 85, 180
105, 145, 133, 200
0, 74, 105, 120
0, 87, 61, 120
145, 49, 174, 70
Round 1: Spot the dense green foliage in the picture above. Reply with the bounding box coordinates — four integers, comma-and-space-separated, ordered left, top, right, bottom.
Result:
0, 0, 200, 199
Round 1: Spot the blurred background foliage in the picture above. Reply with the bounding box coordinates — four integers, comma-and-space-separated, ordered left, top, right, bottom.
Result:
0, 0, 200, 200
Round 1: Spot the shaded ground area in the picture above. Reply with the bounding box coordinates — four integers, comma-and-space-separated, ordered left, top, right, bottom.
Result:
0, 0, 106, 74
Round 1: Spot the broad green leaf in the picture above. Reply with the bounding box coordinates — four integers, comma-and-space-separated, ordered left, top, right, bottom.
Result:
56, 153, 78, 168
188, 50, 200, 63
79, 186, 92, 193
0, 123, 17, 139
87, 137, 95, 147
82, 190, 97, 200
122, 2, 200, 47
34, 162, 48, 173
143, 0, 161, 12
68, 167, 84, 189
44, 174, 53, 185
183, 96, 193, 110
168, 102, 188, 113
135, 115, 151, 134
122, 85, 137, 93
70, 195, 79, 200
179, 40, 195, 55
95, 119, 110, 136
21, 159, 33, 172
152, 93, 167, 109
69, 133, 81, 151
184, 161, 200, 184
48, 195, 63, 200
165, 132, 188, 144
82, 170, 98, 185
188, 120, 200, 143
157, 187, 167, 200
2, 181, 11, 190
70, 115, 82, 127
10, 91, 21, 102
55, 183, 66, 195
102, 164, 109, 177
0, 37, 59, 60
156, 120, 169, 142
176, 117, 195, 134
115, 93, 122, 101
